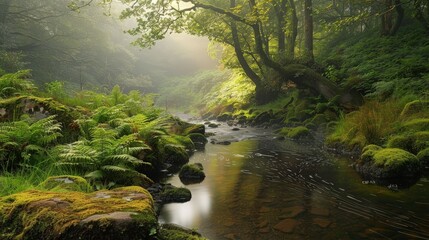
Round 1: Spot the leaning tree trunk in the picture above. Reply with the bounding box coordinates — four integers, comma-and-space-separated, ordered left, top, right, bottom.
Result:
230, 0, 280, 104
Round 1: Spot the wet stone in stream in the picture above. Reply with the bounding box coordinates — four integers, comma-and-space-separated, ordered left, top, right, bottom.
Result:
274, 218, 299, 233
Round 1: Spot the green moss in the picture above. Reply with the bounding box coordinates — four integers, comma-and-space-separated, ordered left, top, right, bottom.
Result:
402, 118, 429, 132
179, 163, 205, 182
173, 135, 195, 152
0, 186, 156, 239
187, 133, 208, 144
412, 131, 429, 153
387, 135, 414, 152
387, 131, 429, 154
183, 124, 205, 135
417, 148, 429, 165
283, 126, 311, 139
161, 144, 189, 165
39, 175, 91, 192
160, 186, 192, 203
216, 112, 233, 121
400, 100, 429, 117
362, 144, 383, 153
159, 224, 206, 240
373, 148, 419, 168
360, 144, 382, 163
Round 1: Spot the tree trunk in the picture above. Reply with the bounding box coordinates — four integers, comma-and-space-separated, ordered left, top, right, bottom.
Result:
287, 0, 298, 59
381, 0, 394, 35
304, 0, 314, 63
230, 0, 278, 104
275, 0, 287, 54
389, 0, 404, 35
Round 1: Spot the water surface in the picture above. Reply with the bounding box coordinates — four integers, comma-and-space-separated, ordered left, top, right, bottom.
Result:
159, 123, 429, 239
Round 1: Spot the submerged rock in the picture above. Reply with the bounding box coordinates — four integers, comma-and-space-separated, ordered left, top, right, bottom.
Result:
159, 223, 206, 240
159, 184, 192, 203
0, 186, 157, 239
273, 219, 298, 233
179, 163, 206, 184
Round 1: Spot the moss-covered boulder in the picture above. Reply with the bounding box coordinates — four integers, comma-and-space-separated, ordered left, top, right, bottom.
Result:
216, 112, 233, 121
357, 147, 421, 179
160, 185, 192, 203
280, 126, 312, 139
0, 95, 79, 127
159, 223, 207, 240
252, 110, 273, 126
179, 163, 206, 184
39, 175, 91, 192
183, 123, 205, 135
0, 186, 157, 239
387, 131, 429, 154
417, 148, 429, 166
187, 133, 208, 149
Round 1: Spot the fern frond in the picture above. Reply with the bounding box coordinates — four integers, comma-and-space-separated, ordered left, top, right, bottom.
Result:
85, 170, 104, 180
101, 165, 132, 172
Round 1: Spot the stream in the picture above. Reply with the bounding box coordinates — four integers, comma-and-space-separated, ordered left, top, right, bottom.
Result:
159, 121, 429, 240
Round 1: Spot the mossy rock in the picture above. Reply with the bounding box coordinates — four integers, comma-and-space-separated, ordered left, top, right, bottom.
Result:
160, 185, 192, 203
0, 95, 79, 127
387, 131, 429, 154
360, 144, 382, 163
173, 135, 195, 152
412, 131, 429, 153
252, 110, 273, 126
159, 223, 206, 240
216, 112, 233, 121
0, 186, 157, 239
357, 147, 421, 179
161, 144, 189, 165
417, 148, 429, 165
179, 163, 206, 184
183, 124, 205, 135
39, 175, 91, 192
187, 133, 208, 149
281, 126, 311, 139
402, 118, 429, 132
387, 135, 414, 153
400, 100, 429, 116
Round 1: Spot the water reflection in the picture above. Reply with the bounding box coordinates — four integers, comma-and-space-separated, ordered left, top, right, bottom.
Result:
159, 127, 429, 240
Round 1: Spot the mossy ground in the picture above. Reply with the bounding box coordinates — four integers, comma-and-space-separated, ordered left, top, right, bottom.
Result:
0, 186, 156, 239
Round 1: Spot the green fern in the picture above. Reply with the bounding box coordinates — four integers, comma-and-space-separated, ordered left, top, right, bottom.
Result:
0, 115, 62, 169
56, 125, 152, 186
0, 70, 37, 98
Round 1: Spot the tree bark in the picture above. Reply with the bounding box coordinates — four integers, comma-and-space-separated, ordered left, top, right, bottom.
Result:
274, 0, 287, 54
287, 0, 298, 59
304, 0, 314, 63
389, 0, 404, 35
381, 0, 393, 35
230, 0, 278, 104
